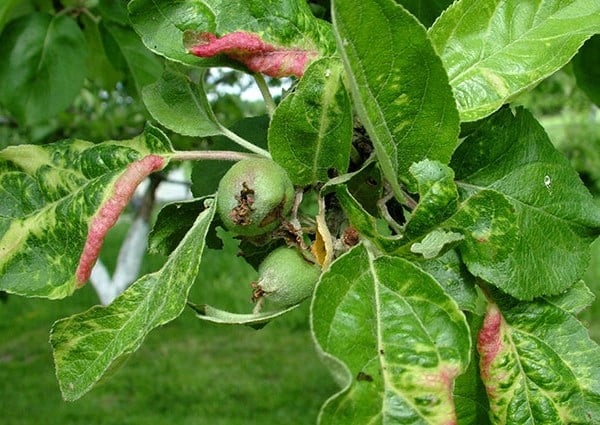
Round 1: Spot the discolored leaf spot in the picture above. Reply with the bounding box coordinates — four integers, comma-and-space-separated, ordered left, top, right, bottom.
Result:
186, 31, 318, 77
477, 302, 504, 383
76, 155, 165, 285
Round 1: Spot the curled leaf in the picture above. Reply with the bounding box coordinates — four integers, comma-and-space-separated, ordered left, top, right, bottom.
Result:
185, 31, 318, 77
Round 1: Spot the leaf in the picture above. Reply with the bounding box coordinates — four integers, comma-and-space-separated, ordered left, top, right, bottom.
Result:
573, 34, 600, 107
81, 14, 122, 89
444, 189, 518, 293
50, 199, 216, 401
142, 64, 222, 137
429, 0, 600, 122
415, 250, 484, 314
149, 198, 211, 256
0, 12, 87, 125
332, 0, 459, 198
129, 0, 336, 72
0, 0, 20, 34
97, 0, 129, 25
394, 0, 454, 28
311, 244, 470, 424
100, 21, 164, 97
410, 229, 464, 259
451, 107, 600, 299
269, 58, 353, 185
453, 313, 491, 425
405, 160, 459, 240
543, 280, 595, 316
478, 298, 600, 423
188, 302, 300, 330
0, 126, 172, 299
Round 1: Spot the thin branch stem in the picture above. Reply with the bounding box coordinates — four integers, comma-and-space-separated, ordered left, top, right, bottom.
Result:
169, 150, 259, 162
253, 73, 276, 117
219, 124, 271, 157
377, 188, 404, 235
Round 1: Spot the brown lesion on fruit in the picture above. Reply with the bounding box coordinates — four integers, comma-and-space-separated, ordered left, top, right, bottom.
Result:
342, 226, 360, 247
250, 280, 265, 303
229, 182, 255, 226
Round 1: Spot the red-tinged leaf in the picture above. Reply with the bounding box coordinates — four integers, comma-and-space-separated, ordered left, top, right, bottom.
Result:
129, 0, 336, 70
0, 126, 172, 299
186, 31, 318, 77
477, 299, 600, 423
312, 245, 471, 424
76, 155, 165, 285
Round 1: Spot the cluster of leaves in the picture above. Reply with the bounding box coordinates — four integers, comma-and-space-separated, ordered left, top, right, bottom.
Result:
1, 0, 600, 423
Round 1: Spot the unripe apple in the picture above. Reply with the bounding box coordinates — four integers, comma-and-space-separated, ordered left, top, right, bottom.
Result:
253, 246, 321, 307
217, 158, 294, 236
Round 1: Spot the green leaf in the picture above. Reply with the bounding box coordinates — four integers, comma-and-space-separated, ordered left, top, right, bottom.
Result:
81, 14, 122, 89
394, 0, 453, 28
129, 0, 335, 70
573, 35, 600, 107
0, 0, 20, 34
311, 244, 470, 424
453, 313, 491, 425
0, 12, 87, 125
445, 189, 518, 294
269, 58, 353, 185
416, 250, 484, 314
149, 198, 210, 256
50, 198, 216, 401
451, 107, 600, 299
0, 126, 172, 299
478, 298, 600, 423
332, 0, 459, 198
128, 0, 216, 66
188, 302, 300, 330
410, 229, 464, 259
405, 160, 459, 239
100, 21, 164, 97
430, 0, 600, 121
544, 280, 595, 316
97, 0, 129, 25
142, 64, 222, 137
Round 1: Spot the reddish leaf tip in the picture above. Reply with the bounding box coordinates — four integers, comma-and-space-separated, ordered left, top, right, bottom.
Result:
477, 302, 504, 380
75, 155, 165, 286
187, 31, 318, 78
